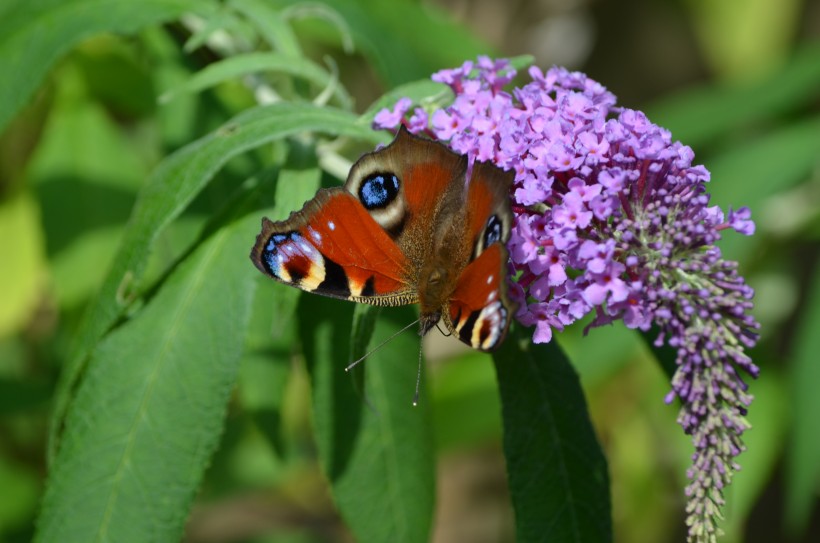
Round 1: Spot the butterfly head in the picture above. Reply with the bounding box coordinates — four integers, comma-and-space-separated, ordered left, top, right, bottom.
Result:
418, 310, 442, 338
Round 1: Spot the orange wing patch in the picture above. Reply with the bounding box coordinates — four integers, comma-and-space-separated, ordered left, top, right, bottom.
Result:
448, 244, 515, 351
251, 189, 415, 304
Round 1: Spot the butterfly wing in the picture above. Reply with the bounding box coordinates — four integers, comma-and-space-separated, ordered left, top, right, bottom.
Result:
251, 127, 467, 307
448, 244, 514, 350
446, 160, 517, 350
250, 188, 417, 306
343, 126, 468, 265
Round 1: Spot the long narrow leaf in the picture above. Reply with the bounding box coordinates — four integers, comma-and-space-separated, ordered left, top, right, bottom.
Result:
493, 326, 611, 543
645, 42, 820, 147
271, 0, 491, 86
707, 115, 820, 262
358, 80, 448, 125
36, 213, 258, 543
0, 0, 205, 134
232, 0, 301, 56
160, 52, 353, 109
50, 104, 386, 460
785, 264, 820, 535
298, 300, 435, 543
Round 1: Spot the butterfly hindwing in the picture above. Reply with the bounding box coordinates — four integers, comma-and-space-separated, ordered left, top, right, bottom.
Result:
250, 188, 417, 306
448, 241, 514, 351
446, 159, 516, 350
465, 160, 515, 259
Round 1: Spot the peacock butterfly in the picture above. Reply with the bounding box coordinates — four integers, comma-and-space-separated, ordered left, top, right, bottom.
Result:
250, 126, 516, 351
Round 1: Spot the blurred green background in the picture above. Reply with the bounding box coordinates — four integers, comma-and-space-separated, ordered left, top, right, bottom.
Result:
1, 0, 819, 541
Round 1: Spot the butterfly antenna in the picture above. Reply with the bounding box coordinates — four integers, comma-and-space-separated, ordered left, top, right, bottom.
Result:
412, 343, 424, 406
345, 318, 420, 372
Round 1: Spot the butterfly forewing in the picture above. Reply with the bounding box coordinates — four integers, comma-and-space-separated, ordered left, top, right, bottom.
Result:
344, 127, 468, 267
250, 188, 417, 306
465, 161, 515, 258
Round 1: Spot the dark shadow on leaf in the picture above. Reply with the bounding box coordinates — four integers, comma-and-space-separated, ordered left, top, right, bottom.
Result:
34, 175, 136, 256
297, 295, 364, 481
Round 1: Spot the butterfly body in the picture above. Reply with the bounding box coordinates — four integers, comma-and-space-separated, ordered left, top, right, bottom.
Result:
251, 127, 516, 351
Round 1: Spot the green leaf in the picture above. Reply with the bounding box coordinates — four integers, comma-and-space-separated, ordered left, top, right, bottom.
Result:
706, 114, 820, 262
720, 373, 787, 542
160, 52, 353, 110
297, 296, 361, 476
0, 191, 46, 336
645, 41, 820, 147
358, 80, 448, 125
248, 165, 323, 347
240, 165, 321, 456
785, 263, 820, 536
49, 103, 386, 461
239, 351, 292, 459
298, 300, 435, 543
280, 2, 355, 53
272, 0, 492, 87
81, 103, 381, 354
36, 212, 258, 543
431, 351, 501, 450
27, 74, 146, 307
182, 5, 255, 55
231, 0, 302, 57
493, 326, 612, 543
0, 0, 206, 135
507, 54, 536, 72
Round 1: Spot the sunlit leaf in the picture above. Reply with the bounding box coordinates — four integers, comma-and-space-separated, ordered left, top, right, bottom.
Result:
49, 103, 386, 461
160, 52, 353, 109
232, 0, 301, 57
358, 80, 448, 125
0, 0, 207, 134
0, 191, 45, 336
36, 213, 257, 543
271, 0, 491, 86
280, 2, 355, 53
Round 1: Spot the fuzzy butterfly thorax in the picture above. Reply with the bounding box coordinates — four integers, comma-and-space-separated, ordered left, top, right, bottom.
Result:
250, 127, 516, 351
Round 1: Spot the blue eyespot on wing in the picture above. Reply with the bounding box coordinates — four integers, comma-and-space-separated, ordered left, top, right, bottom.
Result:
359, 173, 400, 210
250, 188, 417, 305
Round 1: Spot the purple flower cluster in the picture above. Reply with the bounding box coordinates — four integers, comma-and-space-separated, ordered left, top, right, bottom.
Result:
374, 57, 760, 542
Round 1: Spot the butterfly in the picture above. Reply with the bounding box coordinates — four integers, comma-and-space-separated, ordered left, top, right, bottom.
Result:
250, 126, 516, 351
